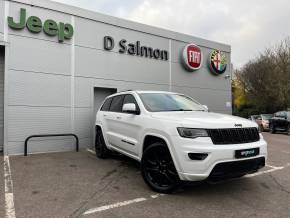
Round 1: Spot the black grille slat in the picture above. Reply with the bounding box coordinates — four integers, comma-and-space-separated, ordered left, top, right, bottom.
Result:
207, 128, 260, 145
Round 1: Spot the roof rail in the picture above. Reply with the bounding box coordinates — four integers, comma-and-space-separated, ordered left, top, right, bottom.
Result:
117, 89, 133, 93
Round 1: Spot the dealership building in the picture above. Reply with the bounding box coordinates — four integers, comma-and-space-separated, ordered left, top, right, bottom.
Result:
0, 0, 231, 155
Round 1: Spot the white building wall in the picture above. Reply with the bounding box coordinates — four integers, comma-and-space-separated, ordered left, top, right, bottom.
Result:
0, 0, 231, 155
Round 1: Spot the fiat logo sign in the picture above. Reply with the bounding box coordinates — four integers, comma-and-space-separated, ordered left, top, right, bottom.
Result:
182, 44, 203, 71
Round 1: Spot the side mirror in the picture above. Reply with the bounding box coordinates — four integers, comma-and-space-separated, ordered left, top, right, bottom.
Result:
202, 105, 209, 112
122, 103, 139, 114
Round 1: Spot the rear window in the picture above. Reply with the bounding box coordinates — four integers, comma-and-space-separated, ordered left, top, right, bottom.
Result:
100, 98, 112, 111
109, 95, 125, 112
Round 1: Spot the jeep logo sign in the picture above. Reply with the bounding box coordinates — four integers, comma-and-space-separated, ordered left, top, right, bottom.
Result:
7, 8, 74, 42
182, 44, 202, 71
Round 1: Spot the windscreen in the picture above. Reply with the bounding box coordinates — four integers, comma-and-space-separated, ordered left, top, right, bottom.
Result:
139, 93, 206, 112
261, 114, 273, 119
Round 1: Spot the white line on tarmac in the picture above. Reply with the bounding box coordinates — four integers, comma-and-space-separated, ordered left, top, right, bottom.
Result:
83, 163, 290, 215
245, 163, 289, 178
266, 164, 281, 169
4, 155, 16, 218
87, 149, 96, 155
83, 197, 147, 215
83, 194, 165, 215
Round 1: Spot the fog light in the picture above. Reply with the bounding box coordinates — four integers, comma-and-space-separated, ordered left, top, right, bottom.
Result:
188, 153, 208, 160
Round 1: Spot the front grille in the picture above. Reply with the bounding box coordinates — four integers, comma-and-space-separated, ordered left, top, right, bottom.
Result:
207, 127, 260, 145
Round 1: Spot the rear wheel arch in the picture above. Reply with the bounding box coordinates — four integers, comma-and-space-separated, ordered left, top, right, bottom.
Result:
95, 125, 109, 146
95, 125, 102, 132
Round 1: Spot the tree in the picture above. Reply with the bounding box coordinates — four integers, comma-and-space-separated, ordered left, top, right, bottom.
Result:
233, 37, 290, 117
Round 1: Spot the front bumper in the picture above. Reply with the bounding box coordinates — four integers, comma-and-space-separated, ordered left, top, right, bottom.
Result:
170, 135, 267, 181
208, 157, 265, 181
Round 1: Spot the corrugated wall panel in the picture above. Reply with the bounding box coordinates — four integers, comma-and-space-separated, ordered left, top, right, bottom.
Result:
0, 47, 4, 151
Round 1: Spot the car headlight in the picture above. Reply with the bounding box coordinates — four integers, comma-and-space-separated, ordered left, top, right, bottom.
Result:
177, 128, 208, 138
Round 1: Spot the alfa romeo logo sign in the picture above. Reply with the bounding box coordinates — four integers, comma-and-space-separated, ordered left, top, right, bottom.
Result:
182, 44, 202, 71
209, 50, 227, 75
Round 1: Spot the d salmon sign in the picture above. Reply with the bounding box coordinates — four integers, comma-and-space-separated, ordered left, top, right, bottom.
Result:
208, 49, 227, 75
182, 44, 202, 71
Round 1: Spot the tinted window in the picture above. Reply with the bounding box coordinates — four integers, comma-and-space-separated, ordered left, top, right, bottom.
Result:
139, 93, 205, 112
123, 95, 140, 112
109, 95, 125, 112
100, 98, 112, 111
261, 114, 273, 120
282, 111, 286, 116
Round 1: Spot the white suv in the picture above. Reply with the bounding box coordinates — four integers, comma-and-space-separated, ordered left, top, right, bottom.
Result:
95, 91, 267, 193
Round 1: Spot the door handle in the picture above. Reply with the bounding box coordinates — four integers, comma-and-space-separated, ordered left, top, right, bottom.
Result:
116, 116, 122, 120
103, 114, 107, 117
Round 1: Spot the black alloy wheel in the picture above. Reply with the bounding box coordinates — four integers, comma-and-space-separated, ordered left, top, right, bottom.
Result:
95, 128, 110, 158
141, 142, 180, 193
269, 124, 276, 134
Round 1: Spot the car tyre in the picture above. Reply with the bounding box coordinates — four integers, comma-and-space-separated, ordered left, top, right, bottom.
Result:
141, 142, 180, 193
269, 124, 276, 134
95, 127, 110, 159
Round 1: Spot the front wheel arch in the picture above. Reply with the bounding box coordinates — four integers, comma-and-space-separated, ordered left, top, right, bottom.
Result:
141, 133, 182, 175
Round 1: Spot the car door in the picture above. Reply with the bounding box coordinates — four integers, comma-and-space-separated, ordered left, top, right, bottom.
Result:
280, 111, 288, 130
275, 112, 284, 130
115, 94, 143, 155
97, 97, 113, 145
105, 94, 126, 150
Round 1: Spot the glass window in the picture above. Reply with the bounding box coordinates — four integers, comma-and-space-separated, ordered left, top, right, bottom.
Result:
139, 93, 205, 112
109, 95, 125, 112
261, 114, 273, 120
122, 94, 140, 112
100, 97, 112, 111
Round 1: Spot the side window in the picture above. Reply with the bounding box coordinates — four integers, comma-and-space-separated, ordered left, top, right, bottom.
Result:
122, 94, 140, 112
100, 98, 112, 111
109, 95, 125, 112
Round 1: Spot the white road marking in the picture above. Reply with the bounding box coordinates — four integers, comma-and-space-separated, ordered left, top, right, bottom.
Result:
245, 163, 289, 178
83, 163, 290, 215
150, 193, 164, 199
83, 197, 147, 215
4, 155, 16, 218
87, 148, 96, 155
266, 164, 281, 169
83, 193, 166, 215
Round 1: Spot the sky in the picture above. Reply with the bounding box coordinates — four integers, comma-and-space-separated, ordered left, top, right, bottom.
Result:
53, 0, 290, 68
